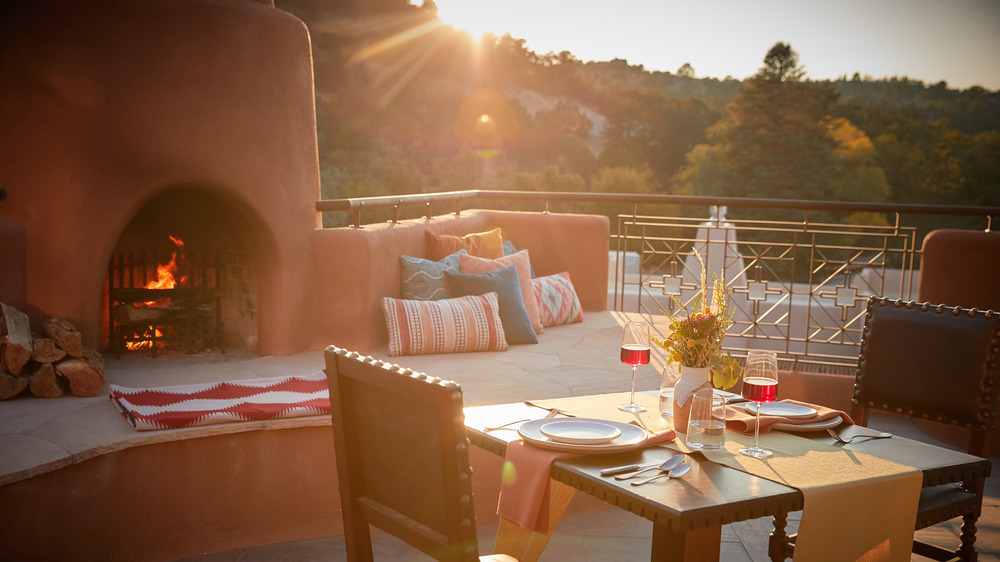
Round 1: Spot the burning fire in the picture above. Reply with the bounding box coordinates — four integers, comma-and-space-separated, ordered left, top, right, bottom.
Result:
126, 236, 188, 351
147, 235, 189, 291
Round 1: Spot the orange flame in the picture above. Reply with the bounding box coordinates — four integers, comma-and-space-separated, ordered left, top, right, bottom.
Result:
146, 235, 188, 291
126, 236, 186, 351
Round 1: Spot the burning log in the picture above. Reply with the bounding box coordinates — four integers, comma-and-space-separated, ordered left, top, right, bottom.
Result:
54, 347, 106, 397
1, 302, 33, 375
112, 304, 172, 325
44, 317, 83, 357
29, 362, 66, 398
0, 367, 29, 400
32, 338, 67, 363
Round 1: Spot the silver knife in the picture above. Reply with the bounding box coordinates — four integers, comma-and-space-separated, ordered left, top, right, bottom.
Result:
600, 461, 663, 477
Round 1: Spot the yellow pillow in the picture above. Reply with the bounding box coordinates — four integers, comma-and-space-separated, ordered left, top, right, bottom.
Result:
426, 227, 504, 261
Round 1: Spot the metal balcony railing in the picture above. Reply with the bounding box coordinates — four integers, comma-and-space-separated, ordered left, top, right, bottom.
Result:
317, 190, 997, 372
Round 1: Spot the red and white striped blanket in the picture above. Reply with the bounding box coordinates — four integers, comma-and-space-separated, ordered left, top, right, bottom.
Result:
108, 371, 330, 431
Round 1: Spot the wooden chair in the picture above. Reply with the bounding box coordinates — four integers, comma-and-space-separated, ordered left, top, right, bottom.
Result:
769, 297, 999, 561
851, 297, 999, 561
324, 346, 516, 562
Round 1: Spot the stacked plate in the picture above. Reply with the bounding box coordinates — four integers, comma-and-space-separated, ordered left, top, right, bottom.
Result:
518, 418, 648, 452
741, 401, 843, 431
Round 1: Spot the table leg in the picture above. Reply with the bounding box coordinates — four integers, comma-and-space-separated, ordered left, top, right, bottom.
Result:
651, 521, 721, 562
494, 480, 575, 562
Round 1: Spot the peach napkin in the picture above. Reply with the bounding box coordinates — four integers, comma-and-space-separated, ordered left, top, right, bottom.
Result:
497, 425, 676, 532
725, 399, 853, 434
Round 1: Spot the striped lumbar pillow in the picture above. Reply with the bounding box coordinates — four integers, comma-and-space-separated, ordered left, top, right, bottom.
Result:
382, 292, 508, 356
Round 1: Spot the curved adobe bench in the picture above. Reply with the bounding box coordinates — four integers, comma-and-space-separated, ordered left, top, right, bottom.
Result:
310, 209, 611, 354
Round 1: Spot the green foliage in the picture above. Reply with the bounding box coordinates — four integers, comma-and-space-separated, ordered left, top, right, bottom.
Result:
679, 63, 842, 206
649, 260, 742, 390
591, 166, 661, 194
275, 4, 996, 226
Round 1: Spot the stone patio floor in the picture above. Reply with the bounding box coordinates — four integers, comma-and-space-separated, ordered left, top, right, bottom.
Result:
3, 311, 996, 561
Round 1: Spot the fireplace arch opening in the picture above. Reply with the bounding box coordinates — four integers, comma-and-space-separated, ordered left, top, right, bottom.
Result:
102, 188, 259, 356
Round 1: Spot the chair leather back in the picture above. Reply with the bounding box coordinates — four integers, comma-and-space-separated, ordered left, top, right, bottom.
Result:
325, 346, 481, 561
853, 298, 1000, 437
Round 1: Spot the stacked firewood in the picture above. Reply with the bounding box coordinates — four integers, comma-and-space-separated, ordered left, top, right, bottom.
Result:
0, 302, 106, 400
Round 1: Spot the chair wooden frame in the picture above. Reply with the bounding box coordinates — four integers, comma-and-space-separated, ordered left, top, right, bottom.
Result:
325, 346, 513, 562
769, 297, 999, 561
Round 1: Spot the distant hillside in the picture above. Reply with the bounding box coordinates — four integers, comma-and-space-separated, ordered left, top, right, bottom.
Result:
277, 0, 998, 223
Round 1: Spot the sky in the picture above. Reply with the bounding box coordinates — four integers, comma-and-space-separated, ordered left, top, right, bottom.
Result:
431, 0, 1000, 91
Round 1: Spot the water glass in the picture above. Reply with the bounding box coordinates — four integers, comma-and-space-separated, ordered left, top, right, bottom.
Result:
686, 387, 726, 450
659, 387, 674, 418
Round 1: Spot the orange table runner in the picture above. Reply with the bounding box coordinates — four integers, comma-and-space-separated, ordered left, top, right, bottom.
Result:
498, 392, 673, 532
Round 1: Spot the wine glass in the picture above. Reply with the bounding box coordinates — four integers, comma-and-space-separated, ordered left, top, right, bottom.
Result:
738, 350, 778, 458
618, 321, 651, 413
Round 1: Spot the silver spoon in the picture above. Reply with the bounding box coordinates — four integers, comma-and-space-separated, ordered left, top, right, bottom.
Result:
631, 462, 691, 486
615, 454, 685, 480
827, 429, 893, 444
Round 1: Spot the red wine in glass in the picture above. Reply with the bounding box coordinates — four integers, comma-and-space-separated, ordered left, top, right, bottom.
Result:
618, 322, 650, 413
738, 350, 779, 458
741, 376, 777, 403
620, 344, 651, 366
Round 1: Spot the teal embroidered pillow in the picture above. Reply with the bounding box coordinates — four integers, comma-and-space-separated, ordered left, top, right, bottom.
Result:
399, 250, 466, 300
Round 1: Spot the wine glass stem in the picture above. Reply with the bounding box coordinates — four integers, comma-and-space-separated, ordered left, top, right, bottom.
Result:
629, 365, 638, 404
753, 401, 762, 448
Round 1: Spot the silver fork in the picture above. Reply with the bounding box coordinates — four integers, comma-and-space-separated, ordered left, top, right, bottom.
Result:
827, 428, 893, 444
484, 408, 559, 431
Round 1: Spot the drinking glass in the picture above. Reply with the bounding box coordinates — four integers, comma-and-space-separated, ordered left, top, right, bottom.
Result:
686, 386, 726, 450
618, 321, 650, 413
738, 350, 778, 458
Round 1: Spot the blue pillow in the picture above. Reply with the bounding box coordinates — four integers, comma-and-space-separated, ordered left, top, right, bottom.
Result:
400, 250, 466, 300
445, 265, 539, 344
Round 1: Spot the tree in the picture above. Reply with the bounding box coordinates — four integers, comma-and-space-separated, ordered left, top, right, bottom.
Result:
757, 42, 805, 82
677, 63, 695, 79
676, 43, 840, 205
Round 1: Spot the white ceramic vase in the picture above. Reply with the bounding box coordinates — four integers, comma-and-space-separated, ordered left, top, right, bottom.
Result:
671, 365, 711, 431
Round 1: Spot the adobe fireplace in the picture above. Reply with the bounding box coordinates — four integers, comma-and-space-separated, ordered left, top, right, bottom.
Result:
0, 0, 321, 357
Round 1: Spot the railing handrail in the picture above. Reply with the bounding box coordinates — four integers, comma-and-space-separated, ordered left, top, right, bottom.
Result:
316, 189, 998, 228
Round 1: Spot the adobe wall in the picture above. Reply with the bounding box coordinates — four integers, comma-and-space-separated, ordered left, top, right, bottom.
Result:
0, 0, 320, 355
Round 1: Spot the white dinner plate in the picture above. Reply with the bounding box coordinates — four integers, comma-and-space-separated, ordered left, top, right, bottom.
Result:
774, 415, 844, 432
518, 418, 648, 453
539, 420, 622, 445
742, 401, 818, 419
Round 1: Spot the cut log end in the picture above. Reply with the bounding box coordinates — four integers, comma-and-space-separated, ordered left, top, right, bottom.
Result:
44, 317, 83, 357
1, 302, 33, 375
0, 369, 29, 400
30, 362, 66, 398
55, 347, 106, 397
32, 338, 67, 363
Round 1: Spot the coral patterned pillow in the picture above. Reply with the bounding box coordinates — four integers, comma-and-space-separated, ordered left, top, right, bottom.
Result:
533, 272, 584, 327
425, 227, 505, 261
382, 293, 508, 356
459, 250, 544, 334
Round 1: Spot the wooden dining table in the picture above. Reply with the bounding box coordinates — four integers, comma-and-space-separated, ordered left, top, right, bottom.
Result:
463, 392, 992, 562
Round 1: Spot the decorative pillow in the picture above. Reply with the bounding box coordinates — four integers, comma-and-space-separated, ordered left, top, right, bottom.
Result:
382, 293, 508, 356
426, 227, 505, 261
533, 272, 584, 327
503, 239, 536, 278
399, 250, 466, 300
460, 250, 544, 334
445, 265, 538, 344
